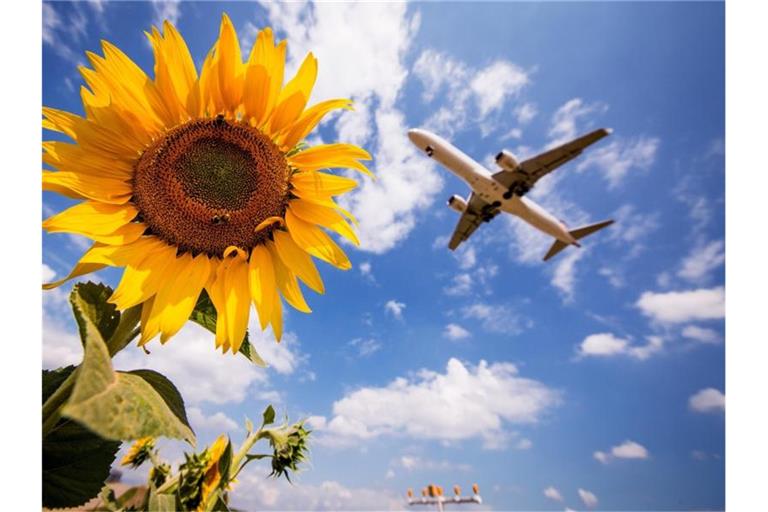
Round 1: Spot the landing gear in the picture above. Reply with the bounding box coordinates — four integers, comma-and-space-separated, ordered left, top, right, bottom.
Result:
504, 183, 531, 199
425, 145, 434, 157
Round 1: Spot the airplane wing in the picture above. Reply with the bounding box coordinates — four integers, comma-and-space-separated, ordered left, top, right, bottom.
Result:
492, 128, 611, 191
448, 193, 499, 250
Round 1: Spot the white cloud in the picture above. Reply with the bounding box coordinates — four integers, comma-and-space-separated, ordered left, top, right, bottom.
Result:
689, 388, 725, 413
470, 61, 529, 117
598, 266, 625, 288
359, 261, 373, 279
42, 3, 85, 65
636, 287, 725, 324
543, 486, 563, 502
578, 333, 628, 357
232, 474, 404, 511
578, 488, 599, 509
317, 358, 559, 448
444, 273, 472, 296
348, 338, 382, 358
187, 407, 240, 434
455, 245, 477, 270
608, 204, 659, 256
594, 440, 649, 463
396, 455, 470, 473
42, 263, 56, 282
414, 49, 530, 138
462, 302, 531, 334
681, 325, 722, 344
578, 333, 663, 361
413, 49, 468, 102
551, 249, 586, 302
576, 136, 660, 188
150, 0, 181, 27
443, 323, 471, 341
385, 300, 406, 320
548, 98, 607, 147
514, 102, 538, 125
260, 2, 442, 254
678, 239, 725, 282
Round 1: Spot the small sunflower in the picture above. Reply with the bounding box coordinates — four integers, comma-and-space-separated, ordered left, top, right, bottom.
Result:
42, 14, 371, 351
120, 436, 155, 468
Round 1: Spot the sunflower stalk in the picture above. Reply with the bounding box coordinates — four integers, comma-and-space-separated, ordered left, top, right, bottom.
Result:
41, 366, 80, 437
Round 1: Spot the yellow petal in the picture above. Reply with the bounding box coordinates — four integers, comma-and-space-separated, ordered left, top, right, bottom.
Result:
270, 288, 283, 341
42, 245, 106, 290
147, 21, 198, 123
288, 200, 359, 246
287, 143, 373, 177
285, 209, 351, 270
138, 296, 159, 347
155, 254, 211, 342
291, 171, 359, 196
245, 28, 286, 126
109, 243, 179, 310
268, 52, 317, 135
80, 236, 166, 267
43, 202, 142, 243
223, 254, 250, 353
266, 241, 312, 313
215, 14, 244, 112
43, 171, 133, 205
205, 258, 230, 351
248, 245, 275, 330
273, 230, 325, 293
277, 98, 352, 150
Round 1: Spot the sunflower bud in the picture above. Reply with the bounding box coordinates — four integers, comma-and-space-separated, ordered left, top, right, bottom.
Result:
263, 422, 311, 480
149, 462, 170, 488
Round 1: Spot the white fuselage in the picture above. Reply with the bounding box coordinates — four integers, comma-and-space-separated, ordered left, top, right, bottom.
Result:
407, 129, 577, 245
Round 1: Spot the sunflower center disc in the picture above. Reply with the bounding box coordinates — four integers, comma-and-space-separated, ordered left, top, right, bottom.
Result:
133, 118, 289, 256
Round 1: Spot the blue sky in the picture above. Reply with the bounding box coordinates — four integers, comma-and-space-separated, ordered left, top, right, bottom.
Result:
42, 1, 725, 510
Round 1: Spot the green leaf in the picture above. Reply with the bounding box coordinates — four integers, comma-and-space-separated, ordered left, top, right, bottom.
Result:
61, 310, 195, 445
129, 369, 194, 439
43, 371, 120, 509
190, 290, 266, 367
148, 487, 178, 512
70, 282, 120, 345
43, 365, 76, 403
238, 338, 267, 367
262, 405, 276, 427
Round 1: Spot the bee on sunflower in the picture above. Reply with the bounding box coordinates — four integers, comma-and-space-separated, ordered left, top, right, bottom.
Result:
42, 14, 371, 352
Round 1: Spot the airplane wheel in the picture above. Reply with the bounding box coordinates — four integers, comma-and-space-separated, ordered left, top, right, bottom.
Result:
503, 191, 513, 200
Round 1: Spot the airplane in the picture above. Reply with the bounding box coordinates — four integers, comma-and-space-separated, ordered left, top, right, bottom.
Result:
407, 127, 616, 261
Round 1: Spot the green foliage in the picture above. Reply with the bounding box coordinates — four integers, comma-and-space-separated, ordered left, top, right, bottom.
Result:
148, 485, 179, 512
130, 369, 194, 441
70, 282, 120, 344
61, 304, 195, 444
42, 367, 120, 509
262, 404, 276, 427
190, 290, 267, 367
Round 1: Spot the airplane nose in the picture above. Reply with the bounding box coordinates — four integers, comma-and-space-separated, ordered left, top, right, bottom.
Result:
407, 129, 421, 143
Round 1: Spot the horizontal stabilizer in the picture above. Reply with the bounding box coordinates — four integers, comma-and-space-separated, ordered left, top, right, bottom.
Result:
543, 219, 615, 261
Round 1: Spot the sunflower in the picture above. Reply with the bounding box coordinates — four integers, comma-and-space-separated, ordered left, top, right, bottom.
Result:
42, 14, 371, 352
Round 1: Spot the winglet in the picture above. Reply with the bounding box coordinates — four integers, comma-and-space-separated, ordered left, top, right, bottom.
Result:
542, 219, 615, 261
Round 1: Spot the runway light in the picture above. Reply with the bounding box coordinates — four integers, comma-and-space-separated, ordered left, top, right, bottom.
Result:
437, 486, 443, 497
421, 487, 427, 497
454, 485, 461, 496
472, 483, 479, 495
407, 488, 413, 498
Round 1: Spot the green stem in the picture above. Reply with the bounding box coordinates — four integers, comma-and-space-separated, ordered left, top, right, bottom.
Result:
42, 367, 79, 437
155, 428, 269, 495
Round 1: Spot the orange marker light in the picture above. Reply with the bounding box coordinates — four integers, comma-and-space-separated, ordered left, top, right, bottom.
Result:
407, 488, 413, 498
454, 485, 461, 496
422, 487, 427, 497
472, 483, 479, 495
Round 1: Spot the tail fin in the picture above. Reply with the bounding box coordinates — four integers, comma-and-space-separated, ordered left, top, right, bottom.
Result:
542, 219, 615, 261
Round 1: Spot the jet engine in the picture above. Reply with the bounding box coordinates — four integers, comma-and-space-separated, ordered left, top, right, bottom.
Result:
495, 150, 519, 171
447, 194, 467, 213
